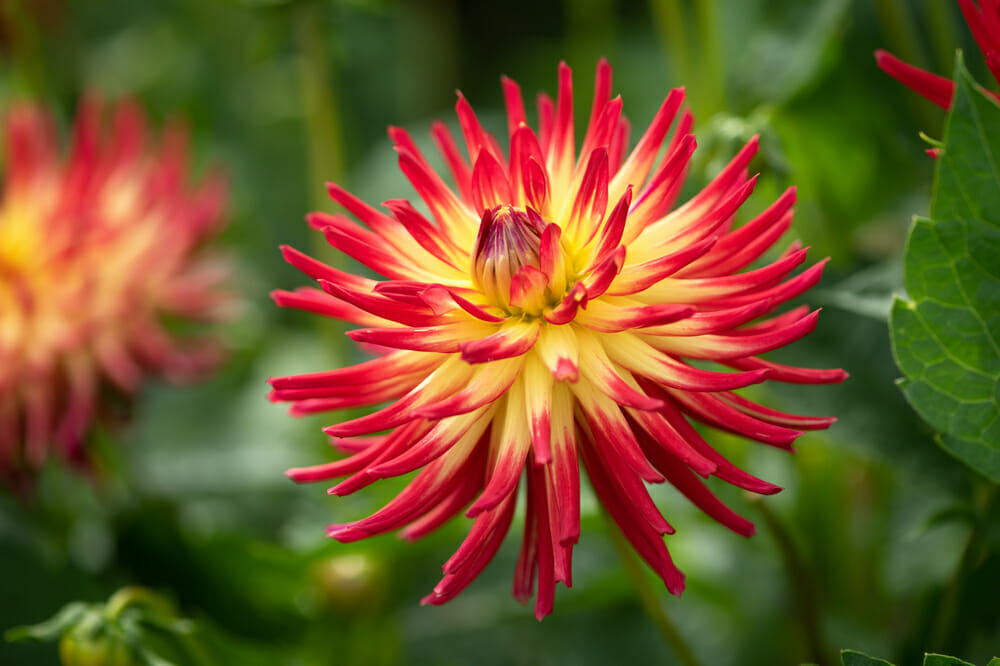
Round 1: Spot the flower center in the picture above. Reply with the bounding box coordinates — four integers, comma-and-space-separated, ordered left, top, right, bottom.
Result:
472, 205, 547, 310
0, 203, 44, 281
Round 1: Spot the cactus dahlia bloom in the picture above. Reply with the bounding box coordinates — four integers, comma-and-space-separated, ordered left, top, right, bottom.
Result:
0, 98, 229, 485
270, 60, 845, 619
876, 0, 1000, 109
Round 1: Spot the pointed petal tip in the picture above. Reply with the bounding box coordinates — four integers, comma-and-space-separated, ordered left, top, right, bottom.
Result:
328, 477, 362, 496
643, 469, 667, 484
285, 466, 321, 484
785, 430, 806, 445
325, 523, 353, 538
324, 181, 346, 196
532, 451, 552, 466
305, 211, 332, 231
553, 358, 579, 383
665, 574, 686, 597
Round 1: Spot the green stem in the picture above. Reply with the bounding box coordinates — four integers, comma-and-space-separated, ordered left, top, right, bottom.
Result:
693, 0, 724, 116
927, 482, 999, 651
294, 0, 348, 353
922, 0, 960, 77
295, 0, 344, 211
650, 0, 691, 87
755, 500, 830, 666
602, 510, 701, 666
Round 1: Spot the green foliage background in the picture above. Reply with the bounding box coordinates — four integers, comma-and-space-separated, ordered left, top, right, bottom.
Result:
1, 1, 998, 665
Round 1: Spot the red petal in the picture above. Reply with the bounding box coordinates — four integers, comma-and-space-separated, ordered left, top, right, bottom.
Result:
875, 49, 954, 109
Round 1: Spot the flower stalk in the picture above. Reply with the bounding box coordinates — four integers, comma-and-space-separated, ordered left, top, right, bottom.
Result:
927, 482, 999, 652
604, 508, 702, 666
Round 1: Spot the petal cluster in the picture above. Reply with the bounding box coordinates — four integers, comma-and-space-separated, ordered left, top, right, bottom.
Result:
271, 60, 845, 619
0, 98, 230, 485
876, 0, 1000, 109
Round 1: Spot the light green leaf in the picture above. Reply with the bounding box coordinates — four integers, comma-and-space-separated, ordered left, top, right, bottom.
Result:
3, 602, 89, 643
889, 53, 1000, 482
841, 649, 895, 666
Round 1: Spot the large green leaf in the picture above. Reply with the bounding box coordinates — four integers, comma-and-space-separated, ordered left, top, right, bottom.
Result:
889, 54, 1000, 482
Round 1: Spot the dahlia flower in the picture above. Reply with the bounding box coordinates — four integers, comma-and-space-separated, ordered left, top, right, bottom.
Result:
876, 0, 1000, 108
0, 98, 229, 484
271, 60, 845, 619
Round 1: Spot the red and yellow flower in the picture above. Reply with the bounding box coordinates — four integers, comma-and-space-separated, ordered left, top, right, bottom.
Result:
876, 0, 1000, 108
0, 97, 229, 484
270, 61, 845, 619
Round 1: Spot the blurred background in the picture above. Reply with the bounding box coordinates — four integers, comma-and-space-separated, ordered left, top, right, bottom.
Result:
1, 0, 998, 664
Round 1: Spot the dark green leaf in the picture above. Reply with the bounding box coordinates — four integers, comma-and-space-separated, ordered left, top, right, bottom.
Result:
841, 649, 895, 666
923, 655, 975, 666
889, 53, 1000, 482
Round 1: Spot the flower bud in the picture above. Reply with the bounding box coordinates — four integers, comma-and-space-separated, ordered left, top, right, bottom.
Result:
472, 205, 546, 309
58, 626, 136, 666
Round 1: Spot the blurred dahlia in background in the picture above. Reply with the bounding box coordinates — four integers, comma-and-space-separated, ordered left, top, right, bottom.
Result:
270, 60, 846, 619
0, 97, 231, 488
876, 0, 1000, 108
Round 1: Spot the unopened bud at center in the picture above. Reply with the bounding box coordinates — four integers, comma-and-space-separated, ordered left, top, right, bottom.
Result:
472, 205, 546, 309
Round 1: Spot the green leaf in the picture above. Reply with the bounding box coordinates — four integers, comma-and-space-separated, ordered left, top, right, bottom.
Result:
841, 649, 895, 666
4, 602, 89, 642
923, 655, 975, 666
889, 52, 1000, 482
986, 658, 1000, 666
